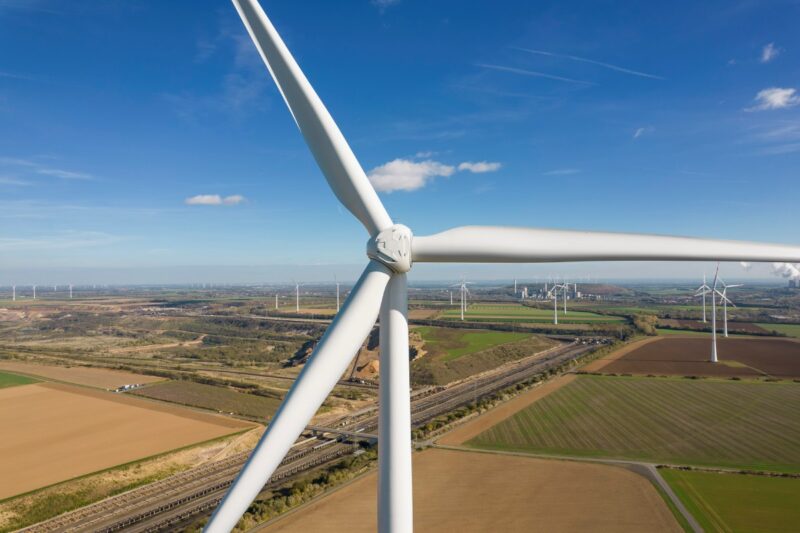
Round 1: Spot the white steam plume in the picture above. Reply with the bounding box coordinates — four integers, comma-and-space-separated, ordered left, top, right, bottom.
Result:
772, 262, 800, 280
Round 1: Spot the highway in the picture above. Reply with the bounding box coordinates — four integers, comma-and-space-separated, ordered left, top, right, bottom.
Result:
21, 339, 598, 533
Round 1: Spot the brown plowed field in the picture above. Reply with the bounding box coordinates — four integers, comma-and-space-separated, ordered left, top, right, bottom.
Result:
597, 337, 800, 378
0, 383, 251, 498
0, 360, 162, 389
660, 319, 769, 334
261, 448, 680, 532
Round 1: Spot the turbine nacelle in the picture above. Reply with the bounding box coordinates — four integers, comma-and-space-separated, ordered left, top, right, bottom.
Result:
366, 224, 413, 273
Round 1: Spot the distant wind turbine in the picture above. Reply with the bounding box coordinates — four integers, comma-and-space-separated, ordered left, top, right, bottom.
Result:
206, 2, 800, 530
717, 278, 741, 338
695, 273, 710, 323
710, 264, 720, 363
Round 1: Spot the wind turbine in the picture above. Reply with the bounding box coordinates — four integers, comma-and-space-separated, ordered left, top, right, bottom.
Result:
32, 285, 36, 300
454, 280, 471, 321
12, 285, 15, 301
294, 282, 300, 313
548, 285, 560, 324
207, 2, 800, 531
717, 278, 741, 337
69, 284, 73, 299
562, 279, 568, 315
695, 273, 710, 323
710, 265, 720, 363
275, 293, 279, 309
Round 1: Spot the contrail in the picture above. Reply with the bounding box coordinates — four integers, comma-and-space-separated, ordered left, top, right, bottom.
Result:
476, 63, 592, 85
513, 47, 664, 80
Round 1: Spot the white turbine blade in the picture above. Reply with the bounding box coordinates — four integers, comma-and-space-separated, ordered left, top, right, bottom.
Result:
413, 226, 800, 264
206, 260, 391, 532
232, 0, 392, 235
713, 263, 720, 290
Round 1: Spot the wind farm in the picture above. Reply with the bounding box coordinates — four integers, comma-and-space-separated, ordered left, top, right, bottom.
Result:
2, 1, 800, 533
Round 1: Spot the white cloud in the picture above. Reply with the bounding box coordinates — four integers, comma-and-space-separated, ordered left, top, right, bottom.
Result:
0, 176, 31, 186
760, 42, 781, 63
368, 159, 455, 192
542, 168, 580, 176
746, 88, 800, 111
222, 194, 245, 205
372, 0, 400, 9
458, 161, 502, 173
0, 157, 94, 180
185, 194, 246, 206
633, 126, 654, 139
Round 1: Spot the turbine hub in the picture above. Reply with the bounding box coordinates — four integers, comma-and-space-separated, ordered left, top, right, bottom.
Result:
367, 224, 413, 273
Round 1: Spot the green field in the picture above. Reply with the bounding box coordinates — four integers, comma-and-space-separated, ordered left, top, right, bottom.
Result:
655, 328, 712, 337
757, 323, 800, 338
415, 326, 530, 361
468, 375, 800, 472
410, 327, 556, 386
440, 304, 624, 324
133, 380, 282, 420
661, 469, 800, 532
0, 371, 38, 389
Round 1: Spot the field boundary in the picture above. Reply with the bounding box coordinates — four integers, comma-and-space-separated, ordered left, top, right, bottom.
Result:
580, 336, 661, 372
37, 382, 253, 429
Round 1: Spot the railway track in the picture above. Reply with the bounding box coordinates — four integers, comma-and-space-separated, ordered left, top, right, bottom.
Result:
22, 340, 598, 533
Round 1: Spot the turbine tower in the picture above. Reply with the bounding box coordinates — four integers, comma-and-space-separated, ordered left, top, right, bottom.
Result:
695, 273, 710, 322
12, 285, 15, 301
295, 282, 300, 313
69, 284, 73, 299
275, 293, 279, 309
710, 264, 720, 363
548, 284, 562, 325
32, 285, 36, 300
336, 281, 341, 313
717, 278, 741, 337
207, 2, 800, 531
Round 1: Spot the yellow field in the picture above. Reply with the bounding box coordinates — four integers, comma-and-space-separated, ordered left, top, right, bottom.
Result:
0, 360, 162, 389
262, 448, 680, 532
0, 383, 251, 498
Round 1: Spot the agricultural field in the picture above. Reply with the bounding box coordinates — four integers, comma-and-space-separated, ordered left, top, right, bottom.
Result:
0, 360, 162, 389
0, 382, 250, 499
595, 337, 800, 378
660, 469, 800, 533
410, 327, 557, 386
414, 326, 530, 361
467, 375, 800, 472
0, 370, 38, 389
262, 448, 680, 532
439, 303, 625, 324
658, 319, 772, 335
132, 380, 283, 420
758, 322, 800, 338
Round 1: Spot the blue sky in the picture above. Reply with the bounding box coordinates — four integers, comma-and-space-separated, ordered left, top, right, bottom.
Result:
1, 0, 799, 284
